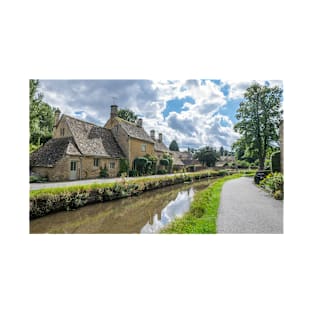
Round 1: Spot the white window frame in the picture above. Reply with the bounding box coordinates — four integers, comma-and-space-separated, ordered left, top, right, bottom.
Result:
141, 144, 146, 152
109, 162, 115, 169
94, 158, 99, 167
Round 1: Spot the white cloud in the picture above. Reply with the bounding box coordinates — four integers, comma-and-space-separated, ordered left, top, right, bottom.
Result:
38, 79, 244, 150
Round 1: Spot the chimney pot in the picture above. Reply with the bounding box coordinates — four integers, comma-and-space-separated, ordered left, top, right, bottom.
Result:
54, 108, 61, 126
137, 118, 143, 127
150, 129, 155, 140
110, 105, 118, 119
158, 133, 163, 143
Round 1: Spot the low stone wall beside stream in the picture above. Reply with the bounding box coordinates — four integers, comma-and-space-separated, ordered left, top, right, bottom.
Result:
30, 170, 235, 219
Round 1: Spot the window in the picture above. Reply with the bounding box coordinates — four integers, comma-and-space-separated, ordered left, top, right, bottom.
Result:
94, 158, 99, 167
109, 162, 115, 169
141, 144, 146, 152
60, 128, 65, 136
70, 161, 77, 171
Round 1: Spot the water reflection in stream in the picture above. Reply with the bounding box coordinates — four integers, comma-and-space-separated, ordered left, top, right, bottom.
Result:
30, 179, 211, 234
140, 188, 194, 233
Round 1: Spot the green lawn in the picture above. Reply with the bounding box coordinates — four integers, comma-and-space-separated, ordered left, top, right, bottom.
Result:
161, 173, 244, 234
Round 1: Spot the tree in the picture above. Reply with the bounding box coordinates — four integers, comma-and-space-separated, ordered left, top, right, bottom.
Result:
169, 140, 179, 151
29, 80, 55, 148
195, 146, 217, 167
117, 109, 138, 123
234, 83, 282, 170
219, 146, 224, 157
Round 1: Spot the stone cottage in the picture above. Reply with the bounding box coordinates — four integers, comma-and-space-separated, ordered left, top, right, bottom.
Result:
30, 105, 184, 181
30, 110, 125, 181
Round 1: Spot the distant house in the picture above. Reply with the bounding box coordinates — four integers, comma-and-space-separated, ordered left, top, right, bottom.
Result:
171, 151, 203, 171
215, 155, 235, 168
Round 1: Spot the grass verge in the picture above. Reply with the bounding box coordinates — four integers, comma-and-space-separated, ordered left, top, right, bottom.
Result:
160, 173, 244, 234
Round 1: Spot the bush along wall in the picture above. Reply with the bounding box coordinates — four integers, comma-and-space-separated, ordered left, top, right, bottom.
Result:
30, 170, 238, 219
259, 172, 284, 200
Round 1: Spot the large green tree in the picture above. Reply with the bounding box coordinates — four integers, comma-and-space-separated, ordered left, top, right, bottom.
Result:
234, 83, 283, 170
195, 146, 217, 167
117, 109, 138, 123
29, 79, 55, 148
169, 140, 179, 151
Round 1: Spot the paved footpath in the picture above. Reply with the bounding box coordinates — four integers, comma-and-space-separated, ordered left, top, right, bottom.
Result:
217, 177, 283, 234
30, 174, 178, 191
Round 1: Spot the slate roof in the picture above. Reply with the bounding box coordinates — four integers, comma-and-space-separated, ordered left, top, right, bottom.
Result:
171, 151, 201, 166
30, 137, 80, 167
115, 118, 155, 143
154, 140, 169, 152
170, 151, 185, 166
65, 115, 124, 158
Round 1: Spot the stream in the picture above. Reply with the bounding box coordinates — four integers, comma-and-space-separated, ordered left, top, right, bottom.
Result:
30, 179, 212, 234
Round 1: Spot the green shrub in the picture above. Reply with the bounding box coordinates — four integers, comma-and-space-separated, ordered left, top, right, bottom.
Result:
99, 166, 108, 178
119, 158, 129, 175
128, 169, 138, 177
237, 160, 250, 169
134, 157, 148, 175
259, 172, 284, 199
271, 151, 281, 172
274, 190, 283, 200
157, 169, 168, 175
160, 158, 169, 166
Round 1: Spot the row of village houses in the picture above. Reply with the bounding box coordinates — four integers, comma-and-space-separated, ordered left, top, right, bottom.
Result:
30, 105, 206, 181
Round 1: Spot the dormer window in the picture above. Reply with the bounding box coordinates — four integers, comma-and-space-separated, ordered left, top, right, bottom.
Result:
60, 128, 65, 136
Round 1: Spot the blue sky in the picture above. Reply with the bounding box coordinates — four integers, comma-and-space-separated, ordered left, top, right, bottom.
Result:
39, 79, 283, 151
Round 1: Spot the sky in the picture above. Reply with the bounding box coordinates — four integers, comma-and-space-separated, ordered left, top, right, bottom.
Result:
39, 79, 283, 151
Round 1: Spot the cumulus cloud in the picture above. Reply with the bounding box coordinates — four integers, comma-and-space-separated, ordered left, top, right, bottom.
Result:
38, 79, 254, 150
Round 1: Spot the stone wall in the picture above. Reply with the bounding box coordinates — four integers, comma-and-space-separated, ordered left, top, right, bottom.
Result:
53, 117, 72, 138
109, 121, 130, 160
32, 157, 73, 181
32, 156, 120, 181
81, 157, 119, 178
129, 138, 154, 167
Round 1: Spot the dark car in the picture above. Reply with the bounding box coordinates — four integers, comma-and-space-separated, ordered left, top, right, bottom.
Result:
254, 170, 271, 184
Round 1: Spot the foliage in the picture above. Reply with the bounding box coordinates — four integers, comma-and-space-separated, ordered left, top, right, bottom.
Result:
157, 169, 167, 175
29, 79, 55, 146
160, 158, 169, 166
119, 158, 129, 175
144, 154, 158, 174
161, 173, 243, 233
99, 166, 108, 178
237, 160, 250, 169
195, 146, 217, 167
271, 151, 281, 172
128, 169, 138, 177
234, 83, 283, 170
169, 140, 179, 151
133, 157, 148, 175
30, 170, 230, 218
29, 143, 41, 153
30, 175, 48, 183
117, 109, 138, 123
259, 172, 283, 200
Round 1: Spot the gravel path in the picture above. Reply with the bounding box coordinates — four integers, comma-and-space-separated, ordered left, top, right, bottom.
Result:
217, 177, 283, 234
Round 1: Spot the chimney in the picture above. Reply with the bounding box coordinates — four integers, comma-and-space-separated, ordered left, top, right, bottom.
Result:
150, 129, 155, 140
158, 133, 163, 143
110, 104, 118, 119
54, 108, 61, 126
137, 118, 143, 127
